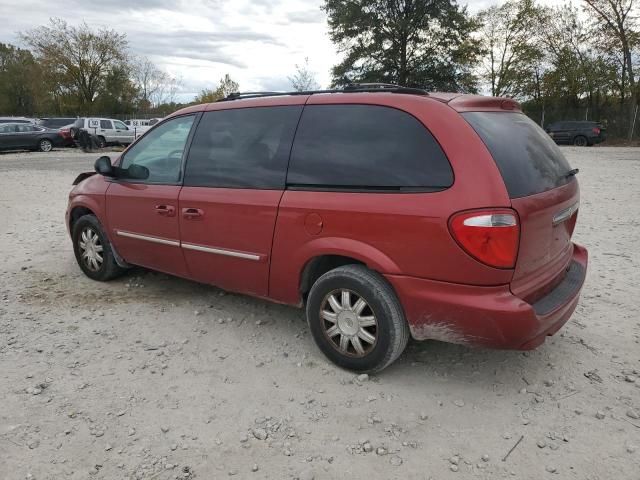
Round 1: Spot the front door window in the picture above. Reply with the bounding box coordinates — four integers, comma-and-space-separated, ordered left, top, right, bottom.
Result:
120, 115, 195, 184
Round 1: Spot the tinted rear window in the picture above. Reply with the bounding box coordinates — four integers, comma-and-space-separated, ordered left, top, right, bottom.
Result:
287, 105, 453, 190
184, 106, 302, 189
463, 112, 573, 198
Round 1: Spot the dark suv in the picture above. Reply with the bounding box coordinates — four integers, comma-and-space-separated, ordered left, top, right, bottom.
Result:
545, 121, 605, 146
66, 85, 588, 372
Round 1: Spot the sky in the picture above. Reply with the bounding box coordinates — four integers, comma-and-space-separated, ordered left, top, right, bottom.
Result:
0, 0, 565, 101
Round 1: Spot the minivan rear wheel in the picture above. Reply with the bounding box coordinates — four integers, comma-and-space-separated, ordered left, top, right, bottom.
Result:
306, 265, 409, 372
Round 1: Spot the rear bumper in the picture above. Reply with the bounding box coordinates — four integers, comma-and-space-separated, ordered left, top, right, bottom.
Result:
385, 243, 588, 349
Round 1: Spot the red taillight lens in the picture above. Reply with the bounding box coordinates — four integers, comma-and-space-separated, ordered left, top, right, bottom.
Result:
593, 127, 601, 135
449, 209, 520, 269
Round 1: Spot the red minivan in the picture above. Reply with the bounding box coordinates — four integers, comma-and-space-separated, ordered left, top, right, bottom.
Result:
66, 84, 588, 372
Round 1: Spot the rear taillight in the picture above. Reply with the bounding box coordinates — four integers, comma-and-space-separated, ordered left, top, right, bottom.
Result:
449, 209, 520, 269
592, 127, 601, 135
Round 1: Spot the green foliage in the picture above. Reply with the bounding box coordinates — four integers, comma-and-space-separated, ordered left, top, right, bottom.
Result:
477, 0, 545, 97
0, 43, 40, 115
21, 18, 128, 113
324, 0, 481, 91
194, 74, 239, 103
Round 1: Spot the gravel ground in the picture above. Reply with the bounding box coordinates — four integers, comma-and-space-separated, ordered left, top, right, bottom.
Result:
1, 147, 639, 480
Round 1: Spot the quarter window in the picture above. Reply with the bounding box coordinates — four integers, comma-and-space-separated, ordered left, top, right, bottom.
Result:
120, 115, 195, 184
287, 105, 453, 190
184, 106, 302, 189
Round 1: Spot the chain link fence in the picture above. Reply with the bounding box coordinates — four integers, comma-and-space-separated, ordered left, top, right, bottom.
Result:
523, 103, 640, 141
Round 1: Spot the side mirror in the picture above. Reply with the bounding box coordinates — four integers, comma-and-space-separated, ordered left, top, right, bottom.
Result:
94, 156, 114, 176
127, 164, 150, 180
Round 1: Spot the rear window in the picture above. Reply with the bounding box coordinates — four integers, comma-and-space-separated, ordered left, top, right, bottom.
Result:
287, 105, 453, 190
184, 106, 302, 189
463, 112, 573, 198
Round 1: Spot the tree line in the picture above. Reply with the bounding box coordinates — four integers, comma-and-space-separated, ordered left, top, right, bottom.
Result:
325, 0, 640, 139
1, 2, 639, 138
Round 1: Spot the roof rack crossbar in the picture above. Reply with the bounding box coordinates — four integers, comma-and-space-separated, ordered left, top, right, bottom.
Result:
217, 83, 429, 102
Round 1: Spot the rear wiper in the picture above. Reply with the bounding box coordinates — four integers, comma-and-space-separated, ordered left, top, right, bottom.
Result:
565, 168, 579, 178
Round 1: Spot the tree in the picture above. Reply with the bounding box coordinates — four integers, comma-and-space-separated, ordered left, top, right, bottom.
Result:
288, 57, 320, 91
132, 57, 181, 110
194, 74, 239, 103
323, 0, 481, 91
583, 0, 639, 138
0, 43, 40, 115
216, 73, 239, 97
477, 0, 544, 98
21, 18, 129, 111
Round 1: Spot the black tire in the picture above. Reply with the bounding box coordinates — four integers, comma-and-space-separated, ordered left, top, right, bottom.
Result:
573, 135, 588, 147
38, 138, 53, 152
72, 214, 125, 281
97, 136, 107, 148
306, 265, 409, 372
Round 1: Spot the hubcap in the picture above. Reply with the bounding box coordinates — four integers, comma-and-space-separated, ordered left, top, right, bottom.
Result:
41, 140, 52, 152
320, 289, 378, 357
78, 227, 104, 271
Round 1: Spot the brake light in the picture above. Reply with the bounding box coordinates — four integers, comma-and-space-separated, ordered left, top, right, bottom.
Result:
592, 127, 601, 135
449, 209, 520, 269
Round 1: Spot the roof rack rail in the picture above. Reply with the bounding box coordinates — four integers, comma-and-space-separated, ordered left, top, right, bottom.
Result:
217, 83, 429, 102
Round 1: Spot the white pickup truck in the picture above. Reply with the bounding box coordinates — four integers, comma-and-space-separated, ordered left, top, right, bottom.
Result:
74, 118, 136, 147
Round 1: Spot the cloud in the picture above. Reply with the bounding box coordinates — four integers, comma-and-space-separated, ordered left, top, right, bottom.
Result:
126, 29, 283, 68
0, 0, 339, 100
285, 9, 325, 24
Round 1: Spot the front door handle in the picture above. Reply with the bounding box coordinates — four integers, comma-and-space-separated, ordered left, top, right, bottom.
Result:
155, 205, 176, 217
182, 207, 204, 219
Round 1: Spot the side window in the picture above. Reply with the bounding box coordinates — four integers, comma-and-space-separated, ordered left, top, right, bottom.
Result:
100, 120, 112, 129
113, 120, 127, 130
288, 105, 453, 190
17, 124, 35, 132
184, 106, 302, 189
0, 124, 13, 133
120, 115, 196, 184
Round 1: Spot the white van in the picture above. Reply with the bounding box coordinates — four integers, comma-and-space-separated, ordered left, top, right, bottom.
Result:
124, 118, 163, 138
74, 118, 135, 146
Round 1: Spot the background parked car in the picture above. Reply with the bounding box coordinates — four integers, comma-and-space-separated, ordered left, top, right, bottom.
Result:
125, 118, 163, 138
37, 117, 77, 129
545, 120, 606, 146
0, 117, 35, 125
0, 123, 63, 152
37, 118, 78, 147
73, 117, 135, 147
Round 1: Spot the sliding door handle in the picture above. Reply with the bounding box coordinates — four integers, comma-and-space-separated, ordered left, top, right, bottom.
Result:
182, 207, 204, 219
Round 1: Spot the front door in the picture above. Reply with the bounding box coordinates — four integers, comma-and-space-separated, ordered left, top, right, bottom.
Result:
105, 114, 197, 276
178, 104, 303, 296
0, 124, 20, 149
113, 119, 135, 144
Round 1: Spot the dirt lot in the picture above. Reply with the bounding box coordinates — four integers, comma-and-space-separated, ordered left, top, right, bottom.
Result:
1, 147, 639, 480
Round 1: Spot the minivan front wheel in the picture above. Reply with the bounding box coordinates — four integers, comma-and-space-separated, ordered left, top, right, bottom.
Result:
72, 214, 125, 281
306, 265, 409, 372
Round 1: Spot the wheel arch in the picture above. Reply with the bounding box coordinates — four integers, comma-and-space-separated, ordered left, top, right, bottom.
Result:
296, 238, 402, 302
69, 204, 97, 232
